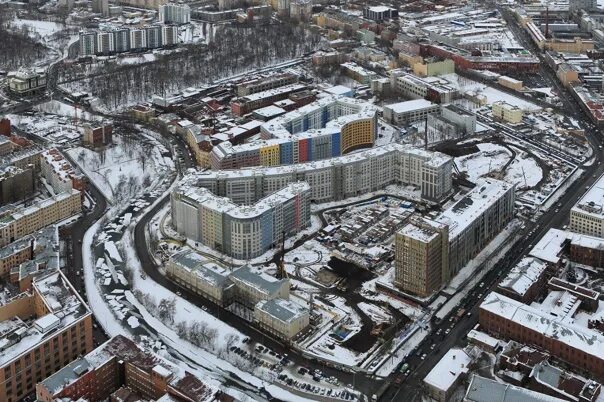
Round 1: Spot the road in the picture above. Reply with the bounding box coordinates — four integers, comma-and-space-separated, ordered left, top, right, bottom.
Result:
380, 8, 604, 401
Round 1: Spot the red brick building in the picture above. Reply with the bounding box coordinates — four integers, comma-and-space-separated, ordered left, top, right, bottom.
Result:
480, 292, 604, 383
36, 335, 233, 402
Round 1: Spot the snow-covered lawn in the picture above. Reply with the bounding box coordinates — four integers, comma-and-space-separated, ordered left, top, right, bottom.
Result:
12, 18, 66, 37
67, 133, 173, 204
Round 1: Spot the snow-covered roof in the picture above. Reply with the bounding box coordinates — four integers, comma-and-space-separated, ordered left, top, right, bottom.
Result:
498, 257, 548, 297
255, 298, 308, 323
384, 99, 437, 114
239, 84, 306, 103
324, 85, 354, 96
0, 270, 90, 367
480, 292, 604, 361
423, 348, 473, 392
529, 229, 568, 264
229, 265, 287, 296
467, 330, 501, 349
436, 178, 514, 239
177, 181, 310, 219
253, 105, 286, 118
572, 174, 604, 219
465, 374, 566, 402
169, 250, 230, 287
185, 143, 451, 183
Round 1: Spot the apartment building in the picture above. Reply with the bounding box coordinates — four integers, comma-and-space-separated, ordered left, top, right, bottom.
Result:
0, 225, 58, 280
436, 178, 515, 276
394, 217, 449, 297
383, 99, 440, 125
492, 101, 523, 123
570, 174, 604, 237
171, 182, 311, 259
214, 97, 378, 169
254, 298, 309, 340
496, 257, 550, 304
0, 165, 35, 204
36, 335, 229, 402
79, 25, 179, 57
0, 190, 82, 247
0, 270, 93, 402
40, 149, 86, 194
159, 3, 191, 24
183, 143, 453, 206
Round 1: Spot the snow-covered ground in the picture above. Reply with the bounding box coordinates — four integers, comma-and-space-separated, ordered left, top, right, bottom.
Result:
11, 18, 66, 38
67, 133, 174, 204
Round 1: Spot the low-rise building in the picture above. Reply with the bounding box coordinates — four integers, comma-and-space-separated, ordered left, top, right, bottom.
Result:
82, 123, 113, 147
497, 257, 550, 303
492, 101, 523, 123
363, 6, 397, 21
383, 99, 440, 125
254, 298, 309, 340
7, 69, 46, 95
465, 375, 566, 402
423, 348, 473, 402
166, 250, 232, 306
480, 292, 604, 382
228, 265, 289, 307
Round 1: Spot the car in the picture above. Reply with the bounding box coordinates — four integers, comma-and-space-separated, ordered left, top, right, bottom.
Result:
479, 282, 485, 288
420, 354, 427, 360
436, 329, 442, 336
298, 367, 307, 375
445, 329, 451, 335
430, 343, 436, 350
176, 291, 181, 296
404, 369, 411, 377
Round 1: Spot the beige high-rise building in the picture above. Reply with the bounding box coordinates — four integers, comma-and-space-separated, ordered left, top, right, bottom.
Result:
394, 217, 449, 298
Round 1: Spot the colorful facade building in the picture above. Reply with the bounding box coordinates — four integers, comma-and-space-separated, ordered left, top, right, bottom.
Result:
171, 182, 311, 259
212, 96, 378, 170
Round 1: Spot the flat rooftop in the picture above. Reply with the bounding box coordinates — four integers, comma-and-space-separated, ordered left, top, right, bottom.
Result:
436, 178, 513, 239
0, 270, 90, 367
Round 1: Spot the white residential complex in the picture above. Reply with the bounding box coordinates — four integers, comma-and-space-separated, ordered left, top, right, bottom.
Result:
171, 182, 311, 259
180, 144, 453, 205
159, 3, 191, 24
79, 25, 179, 57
